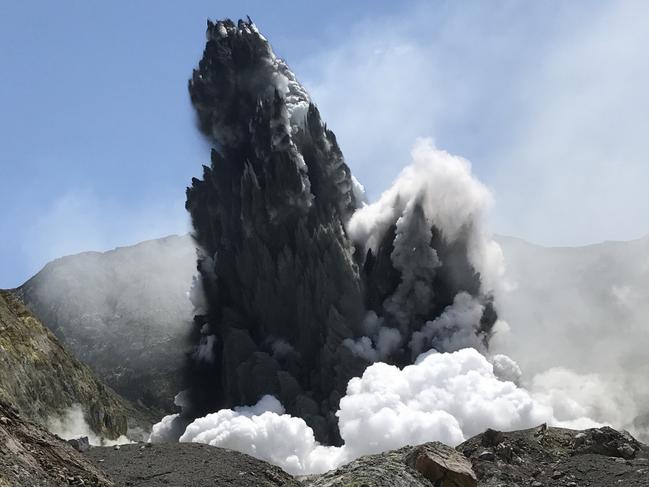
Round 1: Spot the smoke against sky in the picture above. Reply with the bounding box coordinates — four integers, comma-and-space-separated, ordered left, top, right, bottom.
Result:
20, 189, 190, 274
301, 0, 649, 247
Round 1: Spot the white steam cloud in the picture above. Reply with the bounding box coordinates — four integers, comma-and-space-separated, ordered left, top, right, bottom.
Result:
153, 348, 599, 476
348, 137, 504, 296
47, 405, 131, 447
492, 235, 649, 441
150, 139, 619, 476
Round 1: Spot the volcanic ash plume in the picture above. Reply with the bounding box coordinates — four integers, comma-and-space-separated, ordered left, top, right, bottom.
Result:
170, 18, 503, 446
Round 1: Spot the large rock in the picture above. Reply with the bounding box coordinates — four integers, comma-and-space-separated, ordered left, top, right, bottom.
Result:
307, 443, 476, 487
572, 426, 641, 459
406, 442, 477, 487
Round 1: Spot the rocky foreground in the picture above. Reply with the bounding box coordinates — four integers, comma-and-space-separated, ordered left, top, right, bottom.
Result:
82, 424, 649, 486
2, 393, 648, 486
0, 400, 112, 486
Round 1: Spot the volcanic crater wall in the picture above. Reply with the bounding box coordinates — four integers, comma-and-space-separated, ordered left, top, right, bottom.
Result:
184, 18, 497, 444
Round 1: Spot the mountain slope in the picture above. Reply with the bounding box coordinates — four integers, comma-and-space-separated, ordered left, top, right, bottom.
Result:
0, 290, 146, 440
18, 234, 196, 414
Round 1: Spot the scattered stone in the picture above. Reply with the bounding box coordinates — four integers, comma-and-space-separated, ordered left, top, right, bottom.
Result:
574, 427, 640, 459
534, 423, 548, 437
495, 442, 513, 461
458, 424, 649, 487
619, 444, 636, 459
574, 432, 587, 447
67, 437, 90, 453
482, 428, 504, 447
478, 451, 496, 461
113, 444, 120, 451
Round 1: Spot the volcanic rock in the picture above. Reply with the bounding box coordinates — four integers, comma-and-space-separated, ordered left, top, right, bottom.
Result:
458, 425, 649, 486
305, 442, 475, 487
84, 442, 300, 487
405, 442, 477, 487
0, 400, 113, 486
78, 424, 649, 486
68, 437, 91, 453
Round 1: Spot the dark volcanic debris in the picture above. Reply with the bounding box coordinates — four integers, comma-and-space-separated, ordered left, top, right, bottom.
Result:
458, 425, 649, 487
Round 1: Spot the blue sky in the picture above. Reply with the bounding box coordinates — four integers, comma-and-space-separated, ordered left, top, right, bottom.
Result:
2, 1, 649, 287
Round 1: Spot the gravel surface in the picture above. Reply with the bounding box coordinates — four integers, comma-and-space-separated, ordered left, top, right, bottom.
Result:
84, 442, 299, 487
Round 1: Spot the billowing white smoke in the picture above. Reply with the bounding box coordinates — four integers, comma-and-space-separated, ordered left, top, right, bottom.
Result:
47, 405, 132, 447
409, 291, 486, 357
152, 348, 598, 475
150, 138, 633, 475
348, 137, 504, 295
342, 138, 506, 359
343, 311, 402, 362
491, 235, 649, 441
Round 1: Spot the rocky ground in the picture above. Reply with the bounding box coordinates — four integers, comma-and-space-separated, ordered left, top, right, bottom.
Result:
460, 424, 649, 486
76, 424, 648, 487
0, 400, 112, 486
2, 406, 648, 486
84, 443, 299, 487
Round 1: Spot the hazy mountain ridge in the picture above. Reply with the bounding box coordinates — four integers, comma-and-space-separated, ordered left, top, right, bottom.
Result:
494, 233, 649, 438
18, 234, 197, 414
17, 232, 649, 438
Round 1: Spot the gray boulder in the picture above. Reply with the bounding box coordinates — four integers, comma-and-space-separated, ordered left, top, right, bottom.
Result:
67, 436, 90, 452
307, 442, 476, 487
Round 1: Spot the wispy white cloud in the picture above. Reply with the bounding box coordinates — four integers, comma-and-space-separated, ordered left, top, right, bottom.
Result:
20, 189, 190, 280
299, 0, 649, 246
